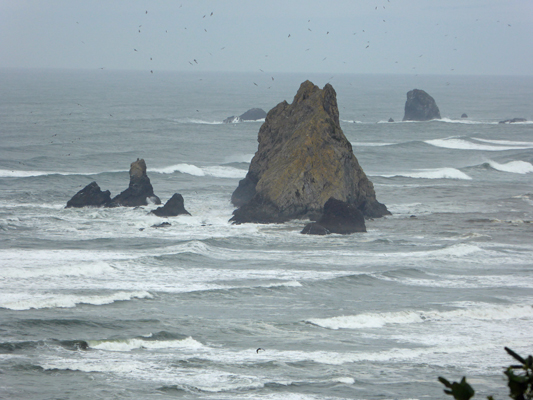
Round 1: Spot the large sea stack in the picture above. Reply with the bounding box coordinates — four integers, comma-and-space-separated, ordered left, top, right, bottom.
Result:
66, 181, 111, 208
109, 158, 161, 207
230, 80, 389, 224
403, 89, 441, 121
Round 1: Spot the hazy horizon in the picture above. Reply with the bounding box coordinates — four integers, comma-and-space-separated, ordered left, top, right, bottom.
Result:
1, 1, 532, 76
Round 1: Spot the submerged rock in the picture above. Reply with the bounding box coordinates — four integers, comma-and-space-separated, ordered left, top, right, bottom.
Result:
230, 80, 389, 224
151, 193, 191, 217
402, 89, 441, 121
66, 181, 111, 208
388, 118, 395, 123
108, 158, 161, 207
224, 108, 267, 123
461, 113, 468, 118
301, 198, 366, 235
499, 118, 527, 124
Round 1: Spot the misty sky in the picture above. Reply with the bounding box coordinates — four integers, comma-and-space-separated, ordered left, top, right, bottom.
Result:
1, 0, 532, 75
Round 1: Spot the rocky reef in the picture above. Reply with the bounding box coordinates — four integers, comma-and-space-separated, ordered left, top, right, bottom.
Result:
230, 80, 389, 224
108, 159, 161, 207
499, 118, 527, 124
151, 193, 190, 217
66, 181, 111, 208
223, 108, 267, 124
403, 89, 441, 121
301, 198, 366, 235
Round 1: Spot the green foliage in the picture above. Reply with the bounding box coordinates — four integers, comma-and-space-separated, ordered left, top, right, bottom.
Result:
438, 348, 533, 400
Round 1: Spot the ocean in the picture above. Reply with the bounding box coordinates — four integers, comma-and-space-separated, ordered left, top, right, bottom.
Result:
1, 69, 532, 400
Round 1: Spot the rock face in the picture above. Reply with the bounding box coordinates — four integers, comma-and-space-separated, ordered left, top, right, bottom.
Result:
224, 108, 267, 123
230, 80, 389, 224
499, 118, 527, 124
301, 198, 366, 235
403, 89, 441, 121
66, 181, 111, 208
151, 193, 190, 217
109, 159, 161, 207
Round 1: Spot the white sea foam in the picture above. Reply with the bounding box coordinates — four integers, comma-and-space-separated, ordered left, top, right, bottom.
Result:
150, 163, 246, 178
425, 137, 533, 151
0, 291, 152, 310
173, 118, 223, 125
0, 169, 106, 178
341, 119, 363, 124
436, 117, 497, 125
332, 376, 355, 384
352, 142, 395, 147
381, 167, 472, 180
487, 160, 533, 174
307, 304, 533, 330
89, 336, 203, 352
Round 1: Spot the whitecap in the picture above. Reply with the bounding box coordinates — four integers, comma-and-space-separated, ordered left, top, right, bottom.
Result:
172, 118, 223, 125
473, 138, 533, 146
0, 291, 152, 310
150, 163, 246, 178
486, 160, 533, 174
381, 167, 472, 180
435, 117, 497, 125
425, 138, 533, 151
0, 169, 106, 178
89, 336, 203, 352
352, 142, 395, 147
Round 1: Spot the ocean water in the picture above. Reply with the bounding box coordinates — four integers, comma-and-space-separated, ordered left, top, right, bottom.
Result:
0, 69, 532, 400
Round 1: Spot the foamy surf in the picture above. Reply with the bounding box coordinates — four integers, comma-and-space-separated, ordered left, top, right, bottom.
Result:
486, 160, 533, 174
381, 167, 472, 180
307, 304, 533, 330
89, 336, 203, 352
0, 290, 153, 310
425, 137, 533, 151
151, 163, 246, 178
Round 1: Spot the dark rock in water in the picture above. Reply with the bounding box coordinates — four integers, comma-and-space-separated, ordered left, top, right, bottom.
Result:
388, 118, 394, 123
66, 181, 111, 208
223, 115, 242, 124
461, 113, 468, 118
402, 89, 441, 121
152, 222, 171, 228
230, 80, 389, 224
223, 108, 267, 124
499, 118, 527, 124
151, 193, 191, 217
301, 198, 366, 235
109, 158, 161, 207
301, 222, 329, 235
240, 108, 267, 121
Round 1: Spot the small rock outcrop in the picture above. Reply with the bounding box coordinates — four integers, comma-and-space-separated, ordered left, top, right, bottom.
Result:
151, 193, 191, 217
109, 159, 161, 207
66, 181, 111, 208
388, 118, 395, 123
403, 89, 441, 121
301, 198, 366, 235
230, 80, 389, 224
461, 113, 468, 118
499, 118, 527, 124
224, 108, 267, 124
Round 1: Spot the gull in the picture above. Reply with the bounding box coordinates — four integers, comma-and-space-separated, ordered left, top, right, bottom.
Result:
253, 82, 258, 86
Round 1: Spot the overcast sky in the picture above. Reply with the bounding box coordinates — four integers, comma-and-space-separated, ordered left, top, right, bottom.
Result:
1, 0, 532, 75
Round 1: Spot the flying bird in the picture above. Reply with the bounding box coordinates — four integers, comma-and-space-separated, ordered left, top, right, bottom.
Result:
253, 82, 258, 86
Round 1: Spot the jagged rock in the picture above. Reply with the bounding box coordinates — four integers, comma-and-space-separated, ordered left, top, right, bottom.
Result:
461, 113, 468, 118
223, 116, 242, 124
151, 222, 171, 228
66, 181, 111, 208
224, 108, 267, 123
151, 193, 191, 217
240, 108, 267, 120
499, 118, 527, 124
108, 159, 161, 207
388, 118, 395, 123
402, 89, 441, 121
301, 198, 366, 235
230, 80, 389, 224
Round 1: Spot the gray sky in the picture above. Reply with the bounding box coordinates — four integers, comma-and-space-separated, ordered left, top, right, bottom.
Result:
1, 0, 532, 75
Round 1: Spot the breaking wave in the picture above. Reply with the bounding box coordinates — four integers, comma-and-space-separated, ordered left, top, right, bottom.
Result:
426, 137, 533, 151
151, 163, 246, 178
486, 160, 533, 174
380, 167, 472, 180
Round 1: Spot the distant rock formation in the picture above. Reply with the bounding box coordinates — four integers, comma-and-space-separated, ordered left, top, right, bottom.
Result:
499, 118, 527, 124
224, 108, 267, 123
388, 118, 395, 123
461, 113, 468, 118
108, 159, 161, 207
230, 80, 389, 224
151, 193, 190, 217
66, 181, 111, 208
402, 89, 441, 121
301, 198, 366, 235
